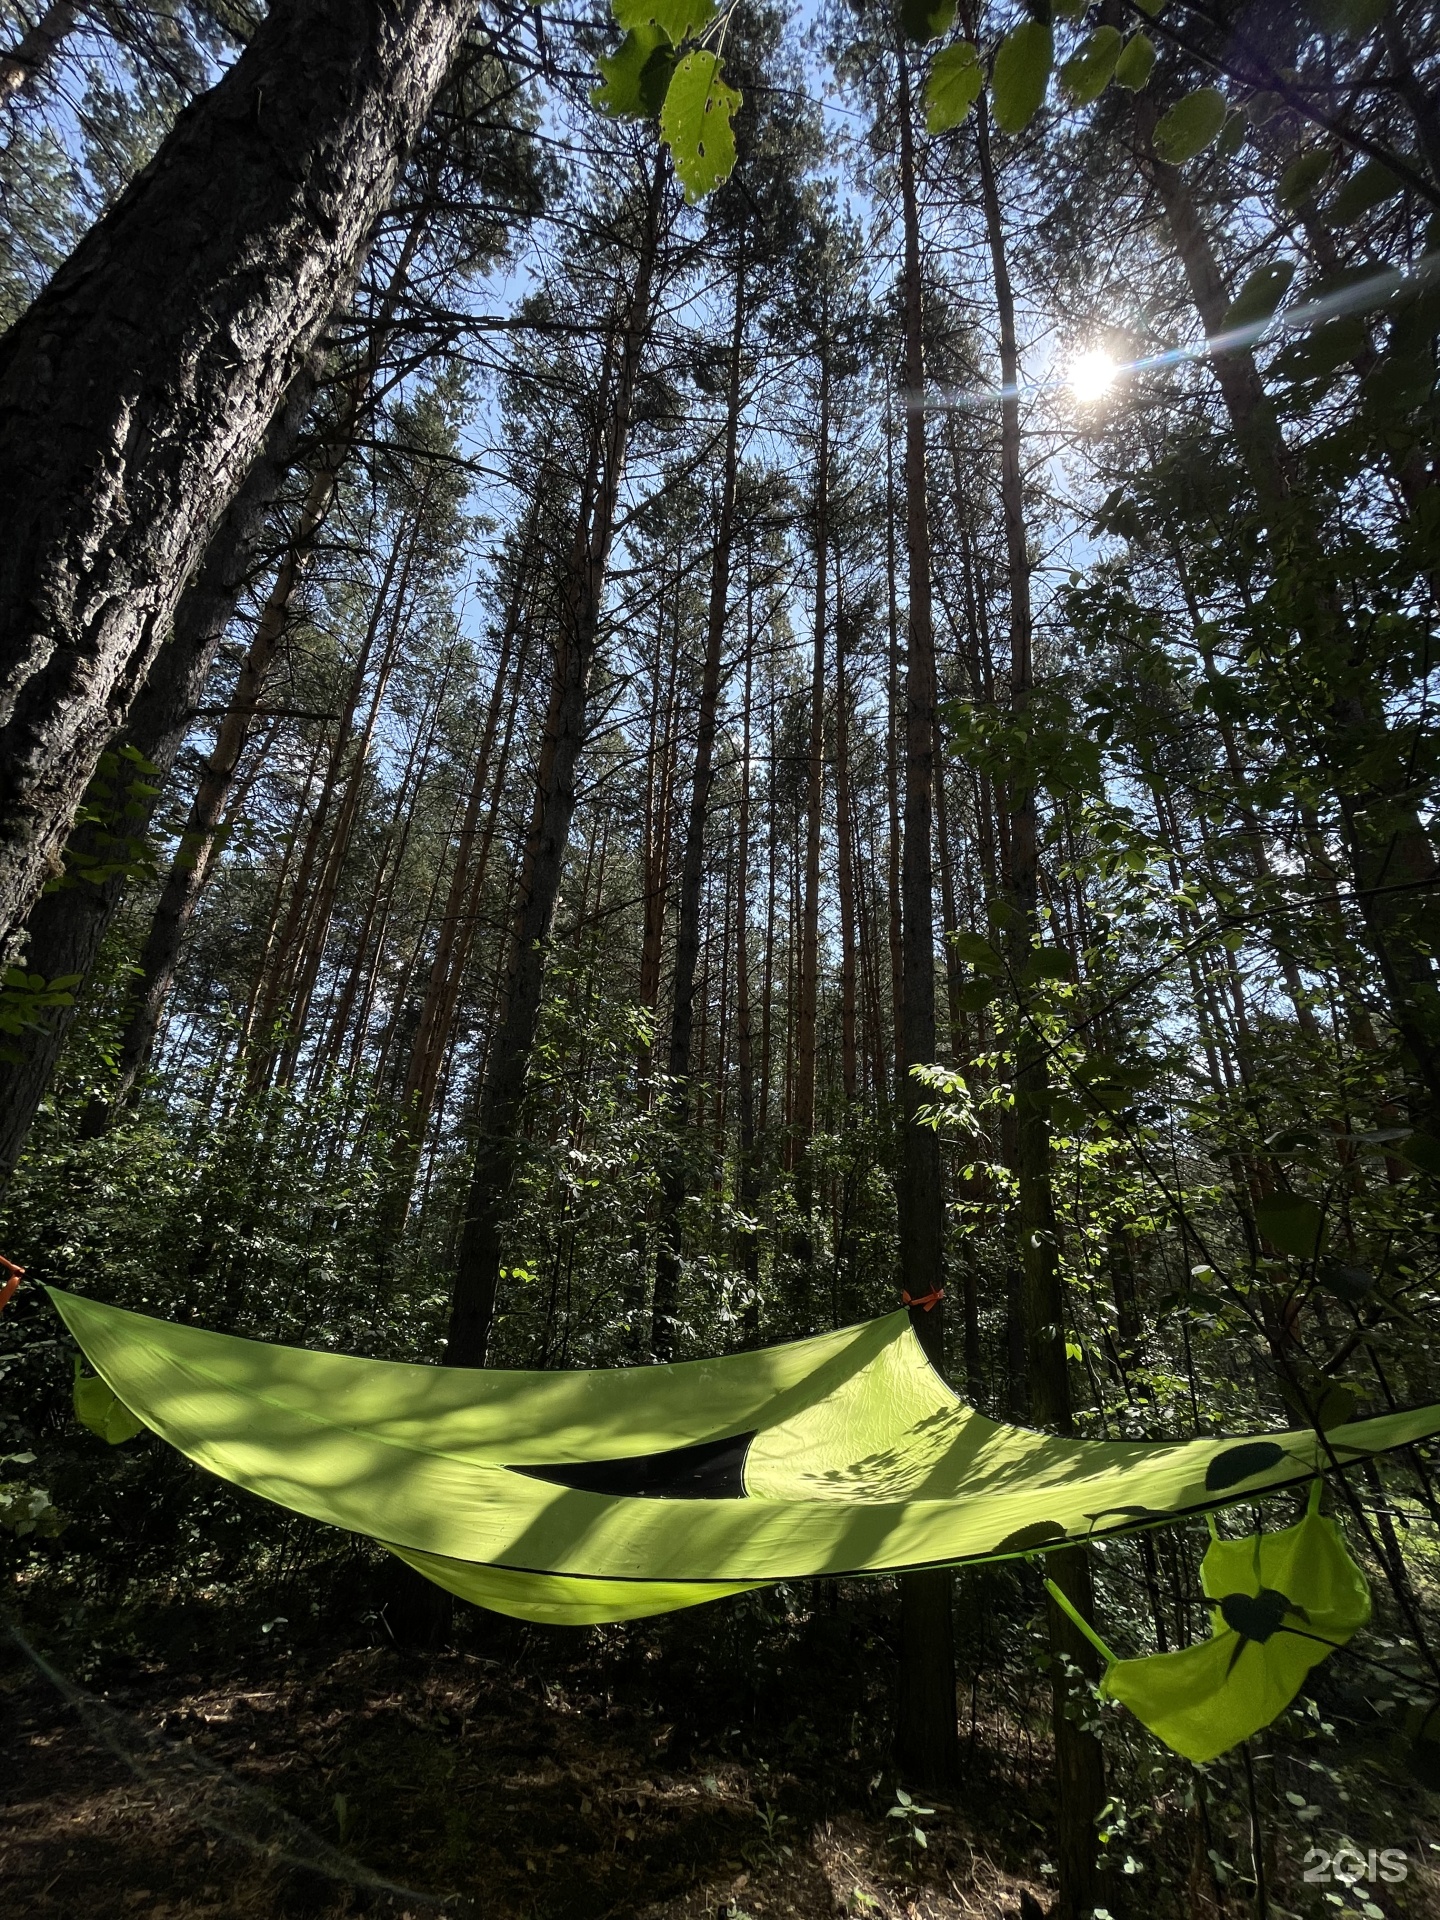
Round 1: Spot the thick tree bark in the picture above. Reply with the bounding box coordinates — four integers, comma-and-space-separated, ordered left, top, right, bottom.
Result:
0, 0, 475, 968
976, 96, 1105, 1920
0, 365, 316, 1188
447, 155, 665, 1370
893, 47, 958, 1795
651, 252, 745, 1358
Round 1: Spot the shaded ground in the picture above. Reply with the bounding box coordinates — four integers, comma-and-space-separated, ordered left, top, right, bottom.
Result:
1, 1592, 1053, 1920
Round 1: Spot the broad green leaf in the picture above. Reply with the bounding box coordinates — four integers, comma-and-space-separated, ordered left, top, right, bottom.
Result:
614, 0, 716, 42
991, 20, 1053, 134
1254, 1193, 1325, 1259
1023, 947, 1075, 983
1316, 1258, 1373, 1305
1216, 109, 1246, 157
957, 979, 1001, 1011
1277, 148, 1332, 209
897, 0, 956, 45
1398, 1130, 1440, 1174
1113, 31, 1155, 89
1220, 259, 1297, 332
1272, 315, 1366, 383
950, 929, 1004, 973
925, 39, 982, 131
1307, 0, 1388, 38
1153, 86, 1228, 164
1052, 0, 1087, 17
1059, 26, 1122, 106
1133, 0, 1167, 13
660, 49, 740, 203
1328, 157, 1402, 224
593, 24, 674, 119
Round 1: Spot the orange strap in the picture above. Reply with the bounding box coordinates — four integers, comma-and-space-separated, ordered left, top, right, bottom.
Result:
902, 1286, 944, 1313
0, 1253, 24, 1316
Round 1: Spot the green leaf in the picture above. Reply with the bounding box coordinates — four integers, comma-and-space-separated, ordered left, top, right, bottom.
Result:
1023, 947, 1075, 983
1153, 86, 1229, 164
950, 929, 1004, 973
1272, 314, 1366, 383
1317, 1258, 1373, 1305
925, 39, 982, 131
957, 979, 1001, 1011
593, 25, 674, 120
897, 0, 956, 45
613, 0, 716, 42
1254, 1193, 1325, 1259
1277, 148, 1332, 209
1328, 158, 1403, 224
1306, 0, 1388, 39
990, 20, 1053, 135
1059, 26, 1122, 106
660, 49, 740, 203
1220, 259, 1297, 333
1398, 1130, 1440, 1175
1113, 31, 1156, 90
1216, 109, 1246, 157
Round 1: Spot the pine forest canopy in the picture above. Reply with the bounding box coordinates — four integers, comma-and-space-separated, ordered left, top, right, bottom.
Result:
0, 0, 1439, 1913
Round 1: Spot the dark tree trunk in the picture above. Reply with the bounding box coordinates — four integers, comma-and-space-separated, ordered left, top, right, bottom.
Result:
651, 251, 745, 1359
893, 46, 958, 1795
976, 95, 1105, 1920
0, 0, 474, 966
0, 366, 316, 1187
447, 156, 666, 1370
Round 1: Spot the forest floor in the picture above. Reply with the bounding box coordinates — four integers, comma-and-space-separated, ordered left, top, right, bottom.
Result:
0, 1583, 1055, 1920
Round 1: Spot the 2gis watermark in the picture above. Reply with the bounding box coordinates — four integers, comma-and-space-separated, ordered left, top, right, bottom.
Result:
1303, 1844, 1408, 1887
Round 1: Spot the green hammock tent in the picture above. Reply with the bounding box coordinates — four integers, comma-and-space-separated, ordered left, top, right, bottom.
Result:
50, 1286, 1437, 1634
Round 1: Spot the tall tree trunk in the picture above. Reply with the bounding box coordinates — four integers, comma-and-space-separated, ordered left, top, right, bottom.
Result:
976, 95, 1105, 1920
651, 250, 746, 1358
0, 0, 476, 965
447, 155, 666, 1369
790, 318, 828, 1293
884, 401, 906, 1087
397, 505, 541, 1178
735, 569, 762, 1334
834, 551, 858, 1108
893, 45, 958, 1794
0, 364, 316, 1187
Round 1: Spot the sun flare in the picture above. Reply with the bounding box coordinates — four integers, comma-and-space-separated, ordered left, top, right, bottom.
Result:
1069, 348, 1119, 405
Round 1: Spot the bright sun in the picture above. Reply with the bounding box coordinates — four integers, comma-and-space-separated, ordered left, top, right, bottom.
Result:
1069, 348, 1119, 404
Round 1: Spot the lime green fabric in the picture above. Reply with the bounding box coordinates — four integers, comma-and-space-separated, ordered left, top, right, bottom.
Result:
72, 1357, 146, 1445
47, 1286, 1437, 1627
1100, 1500, 1371, 1763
